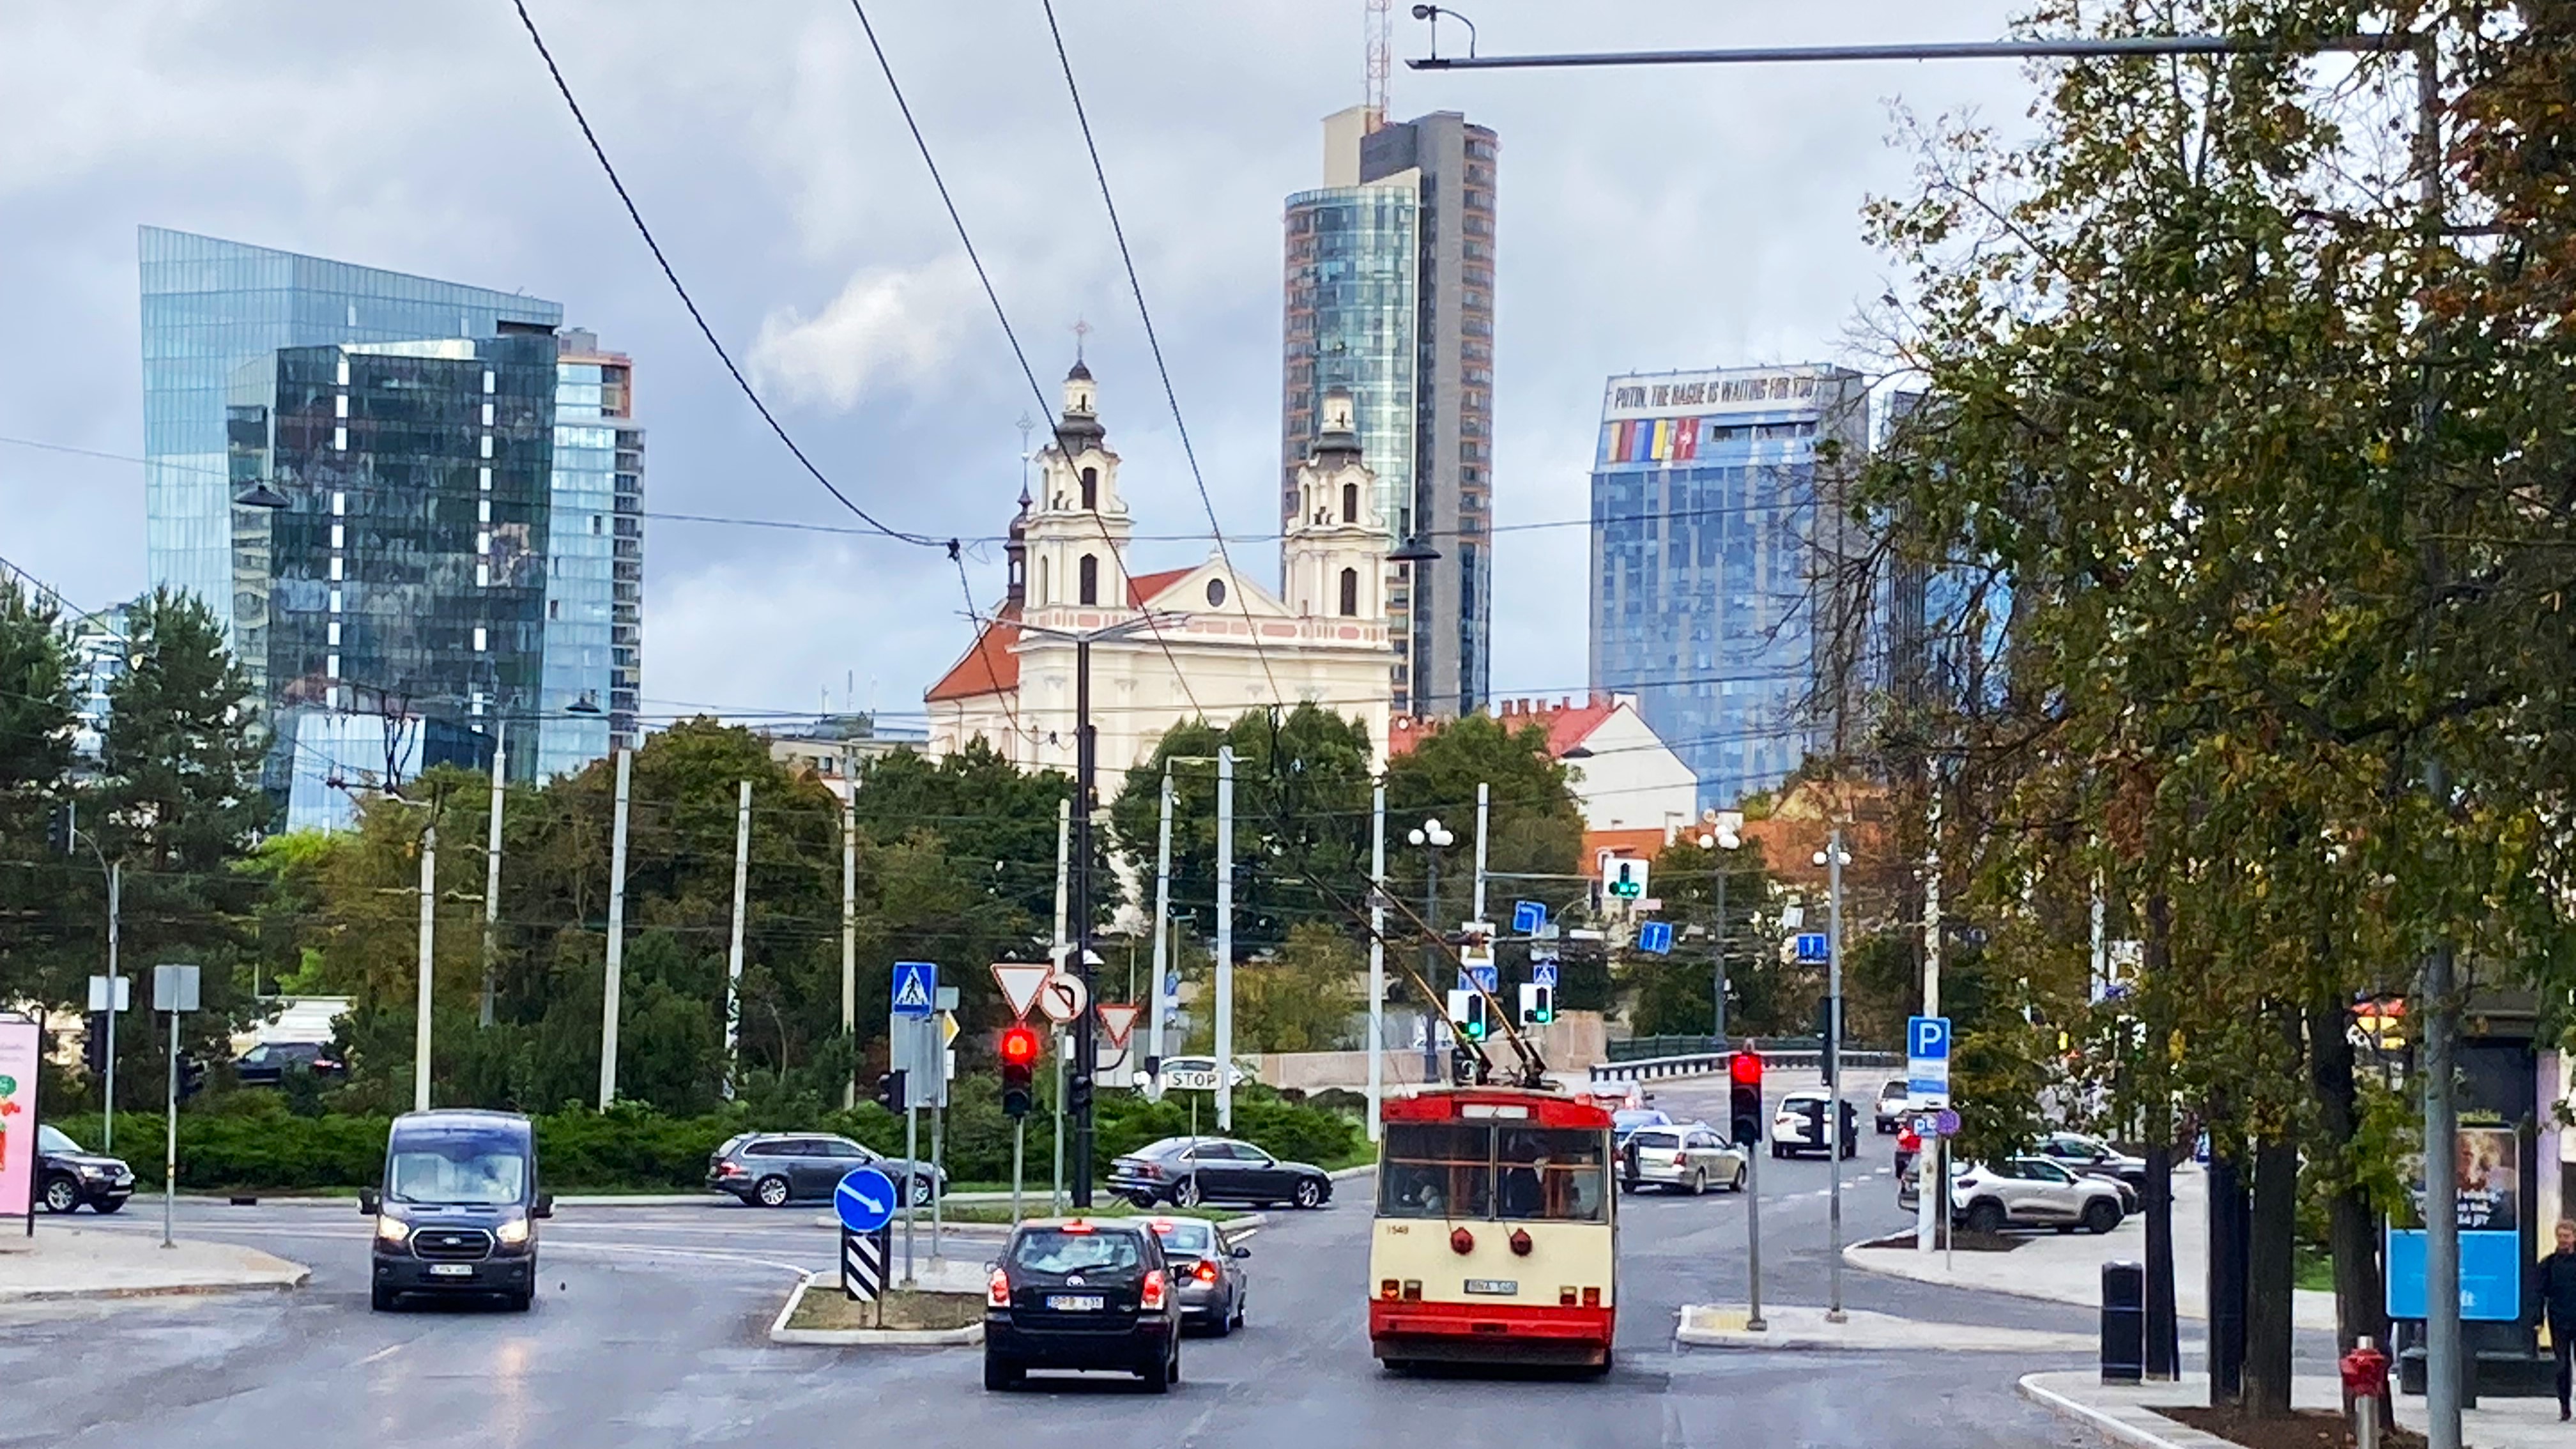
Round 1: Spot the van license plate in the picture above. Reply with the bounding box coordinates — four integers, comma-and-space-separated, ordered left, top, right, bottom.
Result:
429, 1264, 474, 1277
1046, 1294, 1105, 1312
1464, 1279, 1517, 1295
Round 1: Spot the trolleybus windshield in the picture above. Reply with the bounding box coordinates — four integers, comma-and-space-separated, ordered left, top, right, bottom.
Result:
1378, 1123, 1607, 1222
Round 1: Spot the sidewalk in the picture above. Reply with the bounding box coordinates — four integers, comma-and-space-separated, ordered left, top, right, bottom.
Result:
2023, 1368, 2566, 1449
1844, 1169, 2337, 1333
0, 1225, 308, 1301
1677, 1302, 2096, 1353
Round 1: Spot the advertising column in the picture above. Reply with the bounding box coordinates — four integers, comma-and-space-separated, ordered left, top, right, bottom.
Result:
0, 1018, 40, 1232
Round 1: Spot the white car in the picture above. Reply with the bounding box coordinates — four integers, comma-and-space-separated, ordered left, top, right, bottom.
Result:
1952, 1156, 2126, 1235
1620, 1123, 1748, 1195
1770, 1089, 1858, 1159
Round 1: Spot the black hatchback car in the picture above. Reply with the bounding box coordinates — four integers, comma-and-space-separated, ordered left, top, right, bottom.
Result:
985, 1218, 1183, 1392
1107, 1137, 1331, 1211
37, 1124, 134, 1214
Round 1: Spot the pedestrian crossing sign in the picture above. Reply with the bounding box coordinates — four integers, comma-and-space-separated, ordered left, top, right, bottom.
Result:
891, 961, 937, 1018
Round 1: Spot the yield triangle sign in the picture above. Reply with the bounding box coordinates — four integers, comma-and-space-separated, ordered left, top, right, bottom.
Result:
992, 962, 1054, 1022
1096, 1002, 1140, 1050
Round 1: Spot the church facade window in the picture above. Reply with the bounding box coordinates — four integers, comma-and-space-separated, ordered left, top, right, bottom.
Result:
1079, 553, 1100, 606
1339, 567, 1360, 617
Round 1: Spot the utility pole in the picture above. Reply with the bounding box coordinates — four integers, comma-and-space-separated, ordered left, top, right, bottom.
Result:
1051, 795, 1069, 1215
1822, 825, 1849, 1322
1071, 636, 1100, 1207
1367, 778, 1387, 1142
1215, 746, 1236, 1131
599, 747, 631, 1110
480, 721, 505, 1029
1918, 783, 1942, 1254
724, 779, 751, 1099
1471, 781, 1489, 923
104, 857, 120, 1152
841, 781, 857, 1110
415, 816, 436, 1113
1147, 764, 1173, 1098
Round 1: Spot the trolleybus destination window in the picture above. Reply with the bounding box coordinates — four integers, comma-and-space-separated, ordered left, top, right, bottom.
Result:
1379, 1123, 1607, 1222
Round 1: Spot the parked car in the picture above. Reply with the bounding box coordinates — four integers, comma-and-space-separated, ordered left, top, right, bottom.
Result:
234, 1039, 344, 1086
705, 1133, 946, 1209
1873, 1078, 1912, 1134
1610, 1107, 1672, 1147
362, 1108, 551, 1312
1619, 1123, 1747, 1195
1770, 1089, 1858, 1159
984, 1218, 1183, 1392
37, 1124, 133, 1215
1951, 1156, 2126, 1236
1147, 1215, 1250, 1335
1108, 1137, 1331, 1211
2035, 1131, 2149, 1190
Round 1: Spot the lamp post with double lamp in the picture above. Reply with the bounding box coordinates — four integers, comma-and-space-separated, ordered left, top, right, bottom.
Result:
1406, 817, 1455, 1083
1698, 809, 1744, 1046
1814, 831, 1853, 1323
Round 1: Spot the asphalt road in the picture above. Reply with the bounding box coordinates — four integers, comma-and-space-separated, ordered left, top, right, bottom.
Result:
10, 1082, 2102, 1449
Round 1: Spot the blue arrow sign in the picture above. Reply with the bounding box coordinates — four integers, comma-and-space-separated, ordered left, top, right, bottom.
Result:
891, 961, 937, 1019
1637, 921, 1673, 955
1532, 962, 1558, 987
1455, 963, 1498, 993
834, 1166, 898, 1234
1511, 900, 1547, 935
1795, 932, 1830, 963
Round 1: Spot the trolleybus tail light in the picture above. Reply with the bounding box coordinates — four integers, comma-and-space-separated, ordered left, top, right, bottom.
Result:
1559, 1286, 1577, 1306
1381, 1278, 1402, 1301
1582, 1287, 1601, 1308
1509, 1229, 1533, 1256
1402, 1280, 1422, 1301
1140, 1269, 1168, 1311
986, 1268, 1011, 1307
1450, 1227, 1475, 1255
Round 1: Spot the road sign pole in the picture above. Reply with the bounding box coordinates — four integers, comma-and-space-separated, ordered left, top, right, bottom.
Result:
1011, 1118, 1025, 1227
1368, 779, 1386, 1143
930, 1091, 944, 1262
901, 1102, 917, 1288
1215, 746, 1234, 1131
1713, 864, 1728, 1046
162, 1005, 178, 1250
1148, 765, 1173, 1100
1051, 1032, 1065, 1214
1825, 824, 1846, 1324
1745, 1121, 1765, 1331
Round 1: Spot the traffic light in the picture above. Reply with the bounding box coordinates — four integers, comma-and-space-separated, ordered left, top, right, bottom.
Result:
1445, 987, 1487, 1043
1448, 1045, 1489, 1087
47, 804, 74, 856
1606, 857, 1648, 901
998, 1025, 1039, 1119
1518, 982, 1554, 1027
874, 1068, 908, 1113
1066, 1070, 1094, 1119
82, 1013, 109, 1075
1729, 1050, 1764, 1146
178, 1055, 206, 1103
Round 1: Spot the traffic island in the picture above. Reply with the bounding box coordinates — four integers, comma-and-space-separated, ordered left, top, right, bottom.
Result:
2015, 1371, 2566, 1449
0, 1225, 308, 1301
768, 1262, 988, 1347
1676, 1303, 2095, 1353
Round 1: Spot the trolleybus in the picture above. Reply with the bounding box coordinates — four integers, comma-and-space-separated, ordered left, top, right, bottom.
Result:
1368, 1085, 1617, 1373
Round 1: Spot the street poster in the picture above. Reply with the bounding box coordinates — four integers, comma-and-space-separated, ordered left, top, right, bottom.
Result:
2386, 1124, 2522, 1322
0, 1018, 40, 1228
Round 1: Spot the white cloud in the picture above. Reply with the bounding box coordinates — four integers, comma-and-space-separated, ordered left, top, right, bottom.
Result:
747, 257, 981, 411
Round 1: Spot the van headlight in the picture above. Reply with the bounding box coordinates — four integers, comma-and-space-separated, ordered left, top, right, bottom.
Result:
374, 1214, 411, 1245
495, 1218, 530, 1246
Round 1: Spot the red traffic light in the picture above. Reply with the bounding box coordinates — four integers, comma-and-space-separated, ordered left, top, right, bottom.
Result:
999, 1025, 1041, 1066
1729, 1050, 1763, 1085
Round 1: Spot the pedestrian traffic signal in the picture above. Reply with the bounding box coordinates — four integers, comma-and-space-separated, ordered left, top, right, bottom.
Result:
998, 1025, 1039, 1119
1065, 1070, 1093, 1119
178, 1055, 206, 1103
874, 1068, 908, 1113
1518, 981, 1554, 1027
1729, 1050, 1763, 1146
1606, 857, 1648, 900
82, 1013, 109, 1075
1446, 987, 1488, 1043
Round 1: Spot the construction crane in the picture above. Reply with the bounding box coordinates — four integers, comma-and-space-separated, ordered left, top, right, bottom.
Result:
1363, 0, 1391, 130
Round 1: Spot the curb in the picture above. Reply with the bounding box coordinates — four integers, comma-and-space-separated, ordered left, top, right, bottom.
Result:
0, 1264, 310, 1303
1845, 1243, 2337, 1333
2016, 1373, 2221, 1449
766, 1271, 984, 1347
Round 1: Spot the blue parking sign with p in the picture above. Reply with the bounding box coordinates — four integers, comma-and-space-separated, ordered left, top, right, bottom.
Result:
1908, 1016, 1950, 1061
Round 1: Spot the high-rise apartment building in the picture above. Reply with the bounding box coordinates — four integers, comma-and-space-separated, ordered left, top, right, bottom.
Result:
1587, 365, 1871, 808
1282, 106, 1495, 716
142, 227, 641, 826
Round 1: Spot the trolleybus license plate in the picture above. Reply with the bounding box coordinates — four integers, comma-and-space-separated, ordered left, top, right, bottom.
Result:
1046, 1294, 1106, 1312
1463, 1279, 1517, 1295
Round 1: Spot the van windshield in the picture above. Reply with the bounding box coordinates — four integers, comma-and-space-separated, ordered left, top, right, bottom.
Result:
387, 1128, 529, 1206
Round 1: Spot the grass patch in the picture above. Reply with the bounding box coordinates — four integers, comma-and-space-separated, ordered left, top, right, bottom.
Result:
788, 1285, 983, 1333
920, 1201, 1256, 1227
2293, 1243, 2335, 1293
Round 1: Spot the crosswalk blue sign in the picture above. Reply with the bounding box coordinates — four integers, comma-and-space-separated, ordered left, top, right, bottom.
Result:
1532, 962, 1558, 986
1637, 921, 1673, 955
891, 961, 937, 1018
1512, 900, 1547, 935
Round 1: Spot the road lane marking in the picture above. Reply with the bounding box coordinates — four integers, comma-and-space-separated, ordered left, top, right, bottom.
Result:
353, 1342, 404, 1367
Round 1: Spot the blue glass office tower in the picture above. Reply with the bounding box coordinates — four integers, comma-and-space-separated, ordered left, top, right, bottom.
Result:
536, 330, 645, 779
142, 228, 641, 825
1587, 365, 1871, 808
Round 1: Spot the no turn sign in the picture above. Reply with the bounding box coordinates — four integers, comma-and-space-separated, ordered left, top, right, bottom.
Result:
1039, 971, 1089, 1026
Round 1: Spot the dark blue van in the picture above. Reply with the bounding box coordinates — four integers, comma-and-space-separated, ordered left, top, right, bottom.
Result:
358, 1108, 552, 1311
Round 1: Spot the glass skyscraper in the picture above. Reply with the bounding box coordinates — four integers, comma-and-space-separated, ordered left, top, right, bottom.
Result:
1587, 365, 1870, 808
142, 227, 640, 827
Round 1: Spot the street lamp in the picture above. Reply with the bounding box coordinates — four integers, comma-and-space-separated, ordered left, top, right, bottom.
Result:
1813, 828, 1853, 1324
1698, 809, 1743, 1045
1407, 818, 1456, 1082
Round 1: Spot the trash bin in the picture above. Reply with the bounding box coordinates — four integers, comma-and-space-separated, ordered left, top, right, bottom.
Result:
2101, 1261, 2145, 1384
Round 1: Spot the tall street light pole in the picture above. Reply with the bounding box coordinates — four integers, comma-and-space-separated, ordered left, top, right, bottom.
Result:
1407, 818, 1455, 1082
1699, 809, 1743, 1045
1815, 831, 1852, 1324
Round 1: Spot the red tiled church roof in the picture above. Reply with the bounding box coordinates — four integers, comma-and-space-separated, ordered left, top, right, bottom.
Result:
924, 604, 1022, 703
1386, 695, 1621, 759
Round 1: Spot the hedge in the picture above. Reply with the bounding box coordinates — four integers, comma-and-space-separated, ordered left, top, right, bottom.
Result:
42, 1081, 1361, 1193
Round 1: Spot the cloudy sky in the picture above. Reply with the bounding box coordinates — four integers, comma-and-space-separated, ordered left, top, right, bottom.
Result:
0, 0, 2034, 733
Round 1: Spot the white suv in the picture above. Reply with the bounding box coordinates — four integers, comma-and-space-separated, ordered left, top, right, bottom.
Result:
1952, 1156, 2126, 1235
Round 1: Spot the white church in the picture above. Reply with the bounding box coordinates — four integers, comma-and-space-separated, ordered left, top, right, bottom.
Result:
925, 363, 1397, 770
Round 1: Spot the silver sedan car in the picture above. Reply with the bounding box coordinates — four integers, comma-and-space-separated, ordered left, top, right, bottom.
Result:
1619, 1123, 1749, 1195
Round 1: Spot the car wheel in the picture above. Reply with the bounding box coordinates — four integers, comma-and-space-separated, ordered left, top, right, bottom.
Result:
1688, 1170, 1706, 1197
1730, 1164, 1747, 1193
507, 1290, 534, 1312
983, 1354, 1022, 1392
1768, 1144, 1784, 1159
1126, 1189, 1160, 1209
90, 1197, 125, 1215
755, 1175, 792, 1208
371, 1285, 398, 1312
1172, 1177, 1203, 1209
2083, 1199, 2121, 1235
1618, 1177, 1637, 1194
40, 1176, 79, 1214
1965, 1200, 2006, 1236
1292, 1178, 1324, 1210
908, 1175, 935, 1208
1210, 1301, 1234, 1338
1140, 1346, 1172, 1393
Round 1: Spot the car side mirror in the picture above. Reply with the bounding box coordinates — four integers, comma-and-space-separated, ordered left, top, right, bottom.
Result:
357, 1188, 379, 1215
533, 1193, 555, 1219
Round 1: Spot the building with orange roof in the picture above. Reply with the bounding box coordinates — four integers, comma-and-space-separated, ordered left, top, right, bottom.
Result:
1386, 693, 1698, 862
926, 367, 1398, 770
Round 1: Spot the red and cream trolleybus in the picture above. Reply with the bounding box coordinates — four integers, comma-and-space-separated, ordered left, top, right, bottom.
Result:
1368, 1085, 1616, 1374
